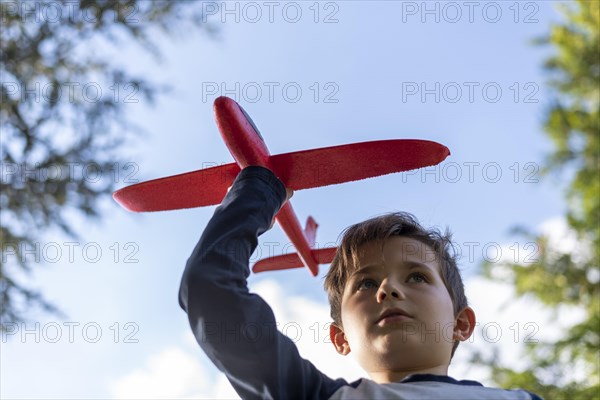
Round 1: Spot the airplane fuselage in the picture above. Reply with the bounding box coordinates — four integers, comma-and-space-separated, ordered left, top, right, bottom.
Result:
214, 96, 320, 276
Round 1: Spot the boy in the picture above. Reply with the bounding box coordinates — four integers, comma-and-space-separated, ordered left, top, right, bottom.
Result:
179, 166, 543, 399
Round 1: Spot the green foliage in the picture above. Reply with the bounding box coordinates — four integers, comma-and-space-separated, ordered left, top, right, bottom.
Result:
0, 0, 215, 330
475, 1, 600, 398
542, 1, 599, 252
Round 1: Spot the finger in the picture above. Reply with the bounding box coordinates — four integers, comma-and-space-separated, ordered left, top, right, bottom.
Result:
285, 188, 294, 202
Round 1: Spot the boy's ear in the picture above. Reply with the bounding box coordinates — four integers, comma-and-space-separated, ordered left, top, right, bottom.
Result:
329, 323, 351, 355
453, 306, 476, 342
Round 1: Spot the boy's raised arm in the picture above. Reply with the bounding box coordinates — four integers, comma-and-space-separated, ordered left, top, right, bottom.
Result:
178, 166, 346, 400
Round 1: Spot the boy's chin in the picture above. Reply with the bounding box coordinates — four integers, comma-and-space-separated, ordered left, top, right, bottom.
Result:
368, 338, 451, 369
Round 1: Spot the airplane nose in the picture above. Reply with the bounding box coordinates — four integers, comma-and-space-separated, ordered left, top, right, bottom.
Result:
238, 103, 265, 142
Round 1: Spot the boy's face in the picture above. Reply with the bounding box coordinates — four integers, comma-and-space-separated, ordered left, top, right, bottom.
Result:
330, 236, 472, 379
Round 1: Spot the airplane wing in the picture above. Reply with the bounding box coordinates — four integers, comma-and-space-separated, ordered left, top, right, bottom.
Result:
113, 162, 240, 212
270, 139, 449, 190
112, 139, 449, 212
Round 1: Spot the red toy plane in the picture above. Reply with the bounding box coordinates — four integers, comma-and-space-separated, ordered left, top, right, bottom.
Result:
113, 96, 450, 276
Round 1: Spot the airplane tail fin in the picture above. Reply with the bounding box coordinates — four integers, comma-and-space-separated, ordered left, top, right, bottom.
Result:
252, 216, 337, 273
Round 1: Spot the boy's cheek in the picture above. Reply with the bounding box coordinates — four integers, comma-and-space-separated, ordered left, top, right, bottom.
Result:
339, 290, 354, 313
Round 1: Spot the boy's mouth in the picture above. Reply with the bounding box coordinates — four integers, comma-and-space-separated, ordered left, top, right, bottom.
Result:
375, 308, 413, 324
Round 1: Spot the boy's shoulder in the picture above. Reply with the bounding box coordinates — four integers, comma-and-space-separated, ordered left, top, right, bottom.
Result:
329, 374, 543, 400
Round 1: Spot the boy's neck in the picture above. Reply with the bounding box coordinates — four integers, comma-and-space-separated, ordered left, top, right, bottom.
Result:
368, 365, 449, 384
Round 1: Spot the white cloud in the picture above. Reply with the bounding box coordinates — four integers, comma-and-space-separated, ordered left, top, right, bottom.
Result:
109, 345, 213, 399
108, 328, 246, 399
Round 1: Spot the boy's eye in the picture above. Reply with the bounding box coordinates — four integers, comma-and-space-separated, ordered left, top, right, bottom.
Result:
356, 278, 378, 291
407, 272, 428, 283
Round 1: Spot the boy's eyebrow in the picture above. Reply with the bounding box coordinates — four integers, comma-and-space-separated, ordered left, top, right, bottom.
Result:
349, 265, 380, 280
350, 261, 437, 279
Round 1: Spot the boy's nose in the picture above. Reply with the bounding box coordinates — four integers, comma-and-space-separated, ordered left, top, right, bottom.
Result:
376, 280, 405, 303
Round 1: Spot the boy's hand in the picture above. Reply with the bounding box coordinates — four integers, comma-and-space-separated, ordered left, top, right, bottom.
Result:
283, 187, 294, 203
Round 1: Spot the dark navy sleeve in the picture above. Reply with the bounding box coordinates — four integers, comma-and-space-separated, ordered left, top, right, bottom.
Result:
178, 166, 348, 400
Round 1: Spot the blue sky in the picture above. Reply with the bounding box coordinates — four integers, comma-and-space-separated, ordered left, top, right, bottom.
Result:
2, 2, 573, 398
